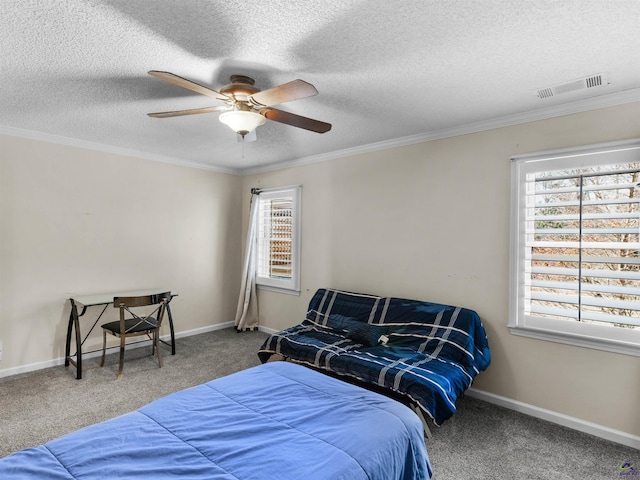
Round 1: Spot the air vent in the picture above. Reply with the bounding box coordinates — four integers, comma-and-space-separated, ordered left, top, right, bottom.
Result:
538, 87, 554, 99
537, 73, 608, 99
585, 75, 603, 88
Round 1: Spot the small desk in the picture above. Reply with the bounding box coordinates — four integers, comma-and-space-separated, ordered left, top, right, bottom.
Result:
65, 290, 178, 379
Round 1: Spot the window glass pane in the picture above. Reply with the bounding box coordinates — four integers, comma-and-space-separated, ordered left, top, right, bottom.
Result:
254, 186, 301, 293
526, 161, 640, 328
257, 197, 293, 280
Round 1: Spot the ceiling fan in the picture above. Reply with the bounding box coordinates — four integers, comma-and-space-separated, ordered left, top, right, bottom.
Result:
147, 71, 332, 139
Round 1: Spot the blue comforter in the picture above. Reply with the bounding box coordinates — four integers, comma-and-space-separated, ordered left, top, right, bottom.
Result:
0, 362, 431, 479
259, 288, 491, 426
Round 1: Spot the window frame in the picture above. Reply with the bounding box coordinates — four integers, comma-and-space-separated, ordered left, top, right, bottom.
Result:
254, 185, 301, 295
509, 139, 640, 356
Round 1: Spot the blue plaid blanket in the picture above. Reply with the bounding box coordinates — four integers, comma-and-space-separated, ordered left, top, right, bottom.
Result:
259, 288, 490, 426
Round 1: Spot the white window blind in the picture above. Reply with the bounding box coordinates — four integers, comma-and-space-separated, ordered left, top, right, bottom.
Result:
510, 140, 640, 356
255, 186, 301, 293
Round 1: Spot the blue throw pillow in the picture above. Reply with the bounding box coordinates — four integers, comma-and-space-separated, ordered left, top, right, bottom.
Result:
325, 315, 388, 347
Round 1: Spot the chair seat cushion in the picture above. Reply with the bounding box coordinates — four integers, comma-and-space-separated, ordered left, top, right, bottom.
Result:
102, 317, 158, 334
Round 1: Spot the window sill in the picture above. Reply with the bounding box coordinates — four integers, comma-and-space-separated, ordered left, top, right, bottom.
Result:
257, 285, 301, 296
508, 325, 640, 357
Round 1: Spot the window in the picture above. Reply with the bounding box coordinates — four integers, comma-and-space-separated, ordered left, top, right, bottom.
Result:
255, 186, 301, 293
510, 139, 640, 356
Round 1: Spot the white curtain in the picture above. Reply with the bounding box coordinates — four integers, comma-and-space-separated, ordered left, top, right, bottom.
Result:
234, 191, 260, 331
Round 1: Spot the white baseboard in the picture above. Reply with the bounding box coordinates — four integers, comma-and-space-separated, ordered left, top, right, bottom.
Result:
173, 321, 234, 339
466, 387, 640, 450
0, 321, 235, 379
258, 325, 279, 335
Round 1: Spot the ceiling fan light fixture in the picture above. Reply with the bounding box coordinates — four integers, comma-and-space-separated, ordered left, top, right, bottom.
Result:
219, 110, 266, 136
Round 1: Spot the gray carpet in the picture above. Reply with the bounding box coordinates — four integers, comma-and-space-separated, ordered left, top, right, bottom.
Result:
0, 328, 268, 457
425, 396, 637, 479
1, 328, 636, 479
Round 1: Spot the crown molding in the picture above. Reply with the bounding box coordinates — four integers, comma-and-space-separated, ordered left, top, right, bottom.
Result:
0, 125, 242, 175
2, 88, 638, 177
240, 88, 640, 175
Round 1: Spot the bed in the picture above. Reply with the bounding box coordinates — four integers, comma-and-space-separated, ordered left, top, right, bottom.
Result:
0, 361, 431, 479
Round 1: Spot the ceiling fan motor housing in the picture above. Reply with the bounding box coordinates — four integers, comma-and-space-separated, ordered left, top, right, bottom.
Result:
220, 75, 259, 102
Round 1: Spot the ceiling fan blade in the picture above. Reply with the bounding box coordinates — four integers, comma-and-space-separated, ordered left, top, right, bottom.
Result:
262, 108, 331, 133
148, 71, 229, 101
147, 105, 228, 118
249, 79, 318, 107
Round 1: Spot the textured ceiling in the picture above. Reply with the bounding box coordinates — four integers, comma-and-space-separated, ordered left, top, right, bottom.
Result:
2, 0, 639, 174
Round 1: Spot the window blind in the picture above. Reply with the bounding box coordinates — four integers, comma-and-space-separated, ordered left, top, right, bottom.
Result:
525, 162, 640, 327
257, 196, 294, 280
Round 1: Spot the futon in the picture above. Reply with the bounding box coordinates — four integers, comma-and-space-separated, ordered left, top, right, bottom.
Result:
0, 361, 431, 479
259, 288, 491, 427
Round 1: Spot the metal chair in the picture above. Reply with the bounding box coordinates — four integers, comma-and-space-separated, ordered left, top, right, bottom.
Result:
100, 292, 170, 379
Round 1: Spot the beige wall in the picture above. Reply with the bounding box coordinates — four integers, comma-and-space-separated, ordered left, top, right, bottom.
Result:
1, 102, 638, 436
242, 101, 640, 436
0, 134, 242, 373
